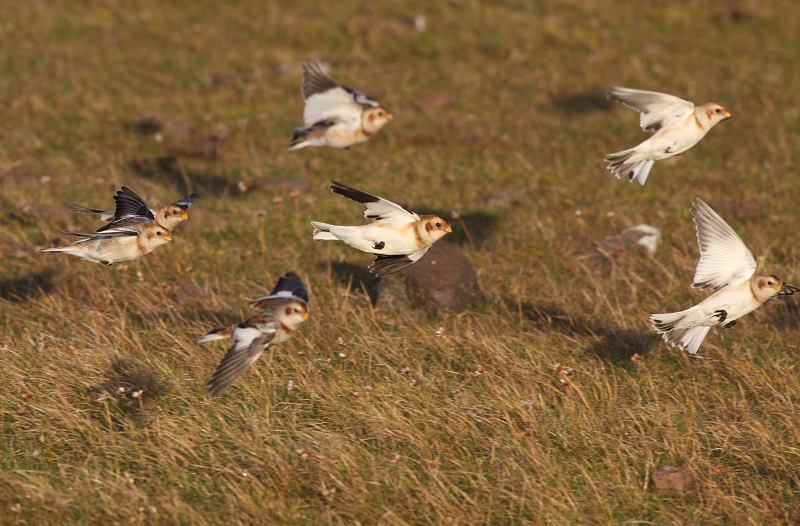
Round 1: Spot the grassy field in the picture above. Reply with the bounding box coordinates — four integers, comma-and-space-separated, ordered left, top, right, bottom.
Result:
2, 0, 800, 523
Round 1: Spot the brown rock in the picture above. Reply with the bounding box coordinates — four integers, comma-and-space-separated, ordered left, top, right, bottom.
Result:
170, 134, 227, 160
415, 92, 458, 111
706, 198, 763, 221
137, 113, 197, 145
377, 242, 484, 316
652, 465, 697, 493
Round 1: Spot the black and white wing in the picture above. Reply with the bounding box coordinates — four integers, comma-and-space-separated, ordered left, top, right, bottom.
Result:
172, 193, 198, 210
58, 227, 141, 239
690, 198, 756, 290
330, 180, 419, 223
250, 272, 309, 310
206, 313, 280, 396
607, 86, 694, 132
301, 59, 369, 127
369, 247, 431, 277
97, 187, 155, 232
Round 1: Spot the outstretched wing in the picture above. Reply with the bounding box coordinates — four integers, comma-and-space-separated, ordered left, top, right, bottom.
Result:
690, 197, 756, 290
206, 314, 279, 396
369, 247, 430, 277
330, 180, 419, 223
112, 187, 153, 220
96, 187, 154, 232
172, 193, 198, 209
607, 86, 694, 132
250, 272, 309, 310
300, 59, 365, 127
58, 227, 140, 239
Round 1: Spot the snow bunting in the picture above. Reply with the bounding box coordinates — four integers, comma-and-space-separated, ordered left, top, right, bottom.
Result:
651, 198, 798, 354
288, 58, 393, 151
38, 223, 173, 265
605, 86, 731, 185
310, 181, 452, 277
69, 187, 197, 232
200, 272, 309, 396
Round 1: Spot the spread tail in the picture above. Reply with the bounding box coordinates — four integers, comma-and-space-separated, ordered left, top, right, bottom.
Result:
651, 310, 709, 354
605, 150, 654, 185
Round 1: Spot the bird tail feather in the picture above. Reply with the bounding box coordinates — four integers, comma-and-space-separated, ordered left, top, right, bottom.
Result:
310, 221, 338, 240
651, 309, 710, 354
605, 150, 654, 185
288, 126, 311, 151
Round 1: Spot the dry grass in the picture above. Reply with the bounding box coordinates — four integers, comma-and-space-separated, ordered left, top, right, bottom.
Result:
3, 0, 800, 524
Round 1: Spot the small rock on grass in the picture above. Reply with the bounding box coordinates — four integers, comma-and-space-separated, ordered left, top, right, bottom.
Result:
377, 242, 484, 316
652, 465, 697, 493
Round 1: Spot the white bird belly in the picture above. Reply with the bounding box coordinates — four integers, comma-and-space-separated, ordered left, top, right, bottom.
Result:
694, 285, 761, 325
328, 222, 421, 255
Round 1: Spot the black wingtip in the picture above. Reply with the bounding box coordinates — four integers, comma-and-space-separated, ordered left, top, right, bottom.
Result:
301, 58, 340, 99
112, 186, 152, 222
269, 272, 309, 303
173, 193, 198, 209
329, 181, 380, 206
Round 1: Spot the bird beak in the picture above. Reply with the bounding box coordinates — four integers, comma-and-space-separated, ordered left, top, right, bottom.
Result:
445, 225, 452, 233
386, 113, 394, 120
723, 110, 732, 119
302, 312, 309, 320
182, 212, 189, 220
778, 283, 800, 296
165, 234, 174, 242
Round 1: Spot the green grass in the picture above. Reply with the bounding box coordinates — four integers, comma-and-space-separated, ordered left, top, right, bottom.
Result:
3, 0, 800, 523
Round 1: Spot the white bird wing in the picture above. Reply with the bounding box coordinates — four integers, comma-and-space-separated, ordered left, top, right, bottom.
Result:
301, 60, 363, 127
330, 180, 420, 223
690, 198, 756, 290
607, 86, 694, 132
304, 88, 363, 127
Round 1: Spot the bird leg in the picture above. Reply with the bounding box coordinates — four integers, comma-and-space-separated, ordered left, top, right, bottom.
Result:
723, 320, 737, 329
712, 309, 728, 324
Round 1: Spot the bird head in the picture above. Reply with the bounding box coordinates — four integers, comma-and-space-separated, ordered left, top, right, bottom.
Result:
702, 103, 732, 126
278, 300, 310, 330
362, 107, 393, 133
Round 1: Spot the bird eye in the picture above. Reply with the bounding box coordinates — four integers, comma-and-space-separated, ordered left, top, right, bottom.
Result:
715, 108, 721, 113
768, 280, 774, 286
156, 231, 162, 236
435, 222, 441, 227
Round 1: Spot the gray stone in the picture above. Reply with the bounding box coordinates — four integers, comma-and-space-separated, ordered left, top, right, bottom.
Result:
377, 242, 484, 316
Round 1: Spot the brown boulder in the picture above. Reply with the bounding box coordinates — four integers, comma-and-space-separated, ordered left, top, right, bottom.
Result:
652, 465, 697, 493
377, 242, 484, 316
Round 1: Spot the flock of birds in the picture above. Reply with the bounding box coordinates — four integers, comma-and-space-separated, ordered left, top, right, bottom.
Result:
36, 59, 799, 395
